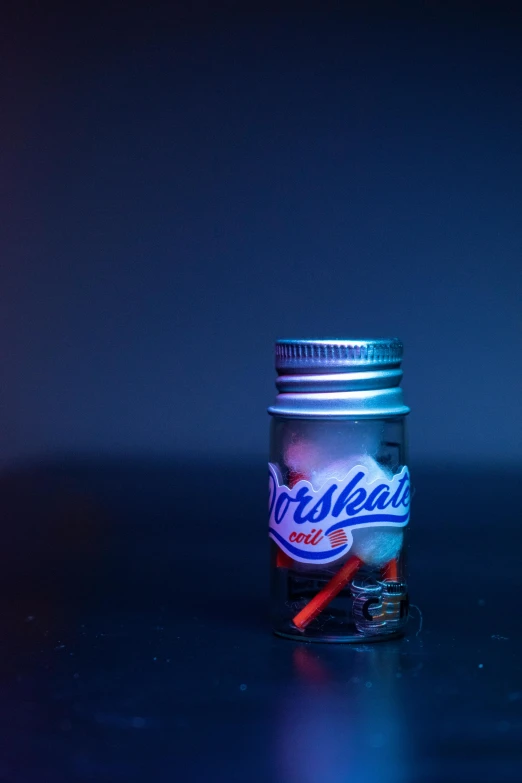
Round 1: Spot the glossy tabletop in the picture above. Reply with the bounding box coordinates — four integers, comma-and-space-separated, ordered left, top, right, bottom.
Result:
0, 458, 520, 782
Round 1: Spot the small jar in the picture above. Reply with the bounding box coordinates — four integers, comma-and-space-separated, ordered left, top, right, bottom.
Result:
268, 338, 411, 643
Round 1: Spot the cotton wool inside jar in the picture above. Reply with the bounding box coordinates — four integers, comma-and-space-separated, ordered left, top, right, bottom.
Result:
349, 456, 404, 567
295, 455, 406, 570
283, 421, 382, 489
281, 450, 404, 571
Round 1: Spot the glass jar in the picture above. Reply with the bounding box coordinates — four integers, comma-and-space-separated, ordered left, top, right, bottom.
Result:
268, 338, 411, 643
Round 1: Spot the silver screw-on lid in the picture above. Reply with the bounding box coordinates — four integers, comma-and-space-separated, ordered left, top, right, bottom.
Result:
275, 338, 403, 372
269, 337, 409, 419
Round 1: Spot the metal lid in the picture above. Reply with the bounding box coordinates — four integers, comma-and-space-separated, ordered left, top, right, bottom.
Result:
275, 338, 403, 372
268, 338, 410, 419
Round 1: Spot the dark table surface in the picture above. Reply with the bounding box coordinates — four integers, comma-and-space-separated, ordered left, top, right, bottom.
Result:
0, 457, 521, 783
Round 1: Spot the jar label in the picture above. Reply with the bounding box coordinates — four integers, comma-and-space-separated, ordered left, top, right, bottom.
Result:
268, 463, 410, 564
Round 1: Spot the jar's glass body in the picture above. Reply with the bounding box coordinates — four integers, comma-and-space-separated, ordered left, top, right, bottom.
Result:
269, 416, 409, 643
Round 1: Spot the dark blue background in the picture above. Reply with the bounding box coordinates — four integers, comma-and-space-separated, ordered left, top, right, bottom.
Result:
1, 7, 522, 779
2, 2, 521, 466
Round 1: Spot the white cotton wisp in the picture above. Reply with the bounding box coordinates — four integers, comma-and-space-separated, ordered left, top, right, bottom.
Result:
349, 455, 404, 567
279, 445, 404, 573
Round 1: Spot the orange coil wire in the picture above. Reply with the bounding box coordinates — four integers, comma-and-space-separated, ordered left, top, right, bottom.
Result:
292, 556, 362, 630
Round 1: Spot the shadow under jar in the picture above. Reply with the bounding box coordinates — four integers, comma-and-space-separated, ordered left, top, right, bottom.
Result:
268, 338, 411, 643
